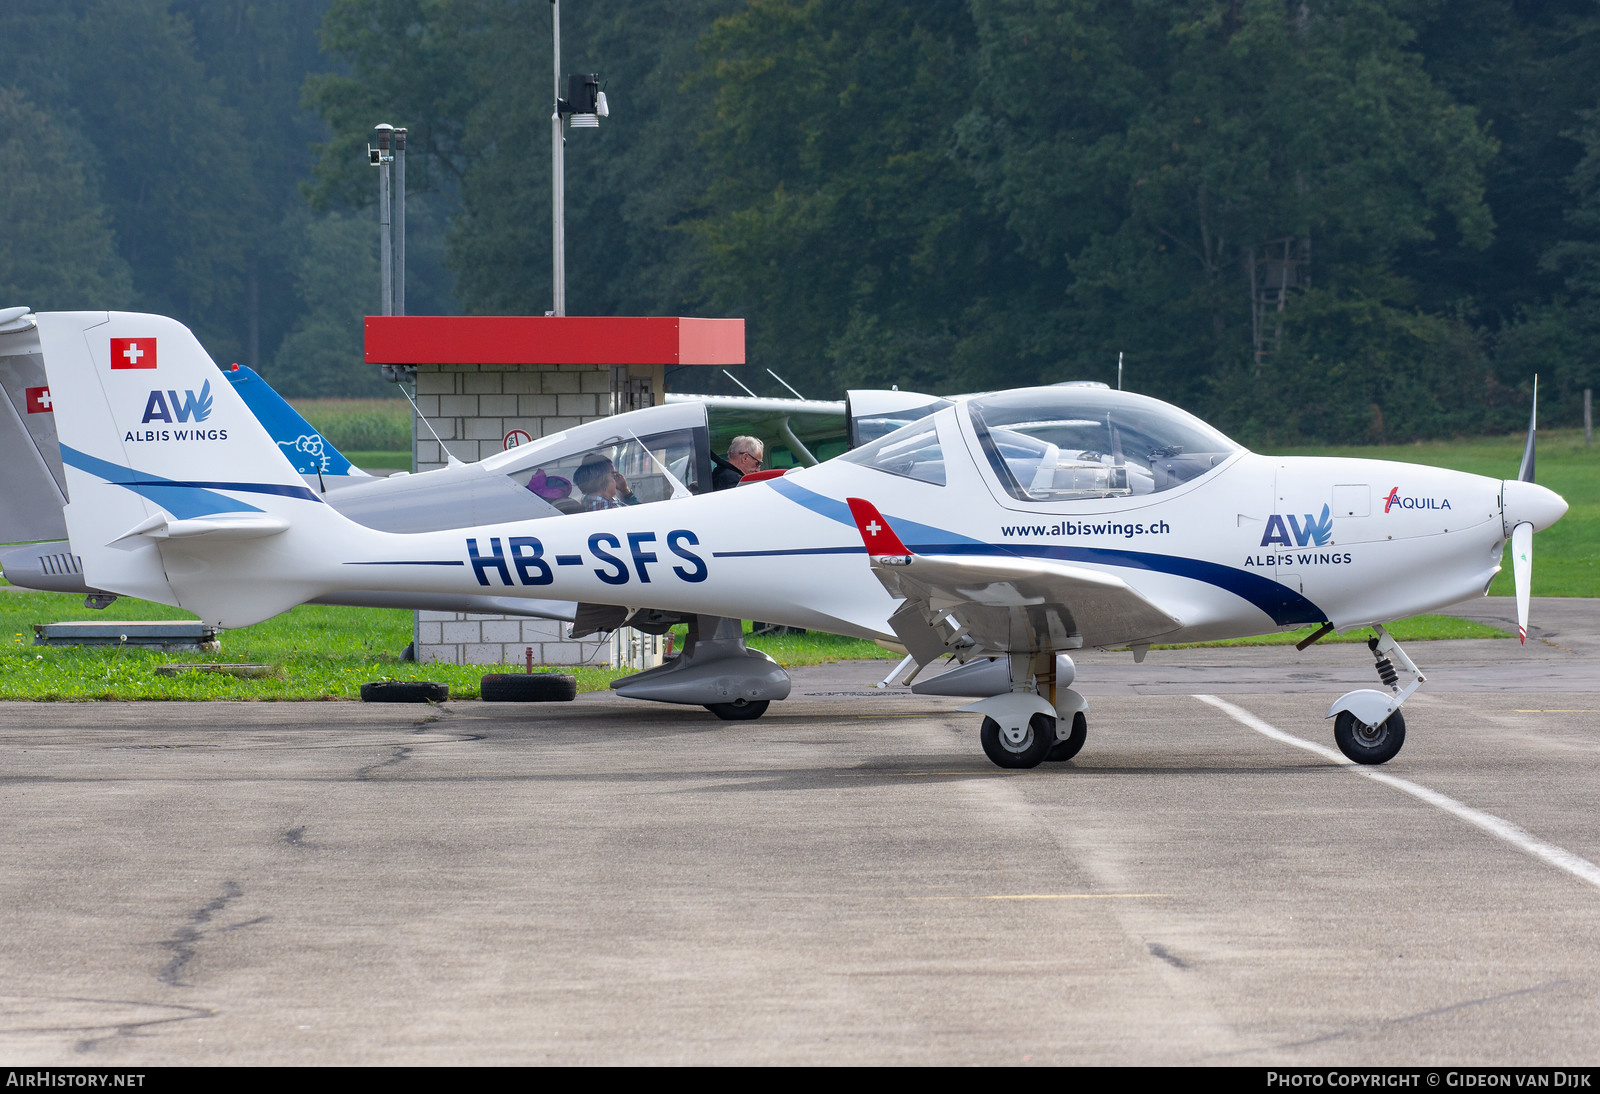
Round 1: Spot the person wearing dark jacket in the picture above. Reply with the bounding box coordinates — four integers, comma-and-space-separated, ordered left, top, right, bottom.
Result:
713, 435, 763, 490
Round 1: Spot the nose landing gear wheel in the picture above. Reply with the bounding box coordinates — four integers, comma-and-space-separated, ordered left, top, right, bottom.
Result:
1046, 711, 1087, 762
980, 713, 1055, 769
705, 699, 770, 721
1333, 708, 1406, 765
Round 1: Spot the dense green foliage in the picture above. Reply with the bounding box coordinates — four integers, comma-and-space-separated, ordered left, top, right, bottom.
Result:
6, 2, 1600, 440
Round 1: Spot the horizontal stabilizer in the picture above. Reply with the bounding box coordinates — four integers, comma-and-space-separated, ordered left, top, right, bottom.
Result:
109, 511, 289, 549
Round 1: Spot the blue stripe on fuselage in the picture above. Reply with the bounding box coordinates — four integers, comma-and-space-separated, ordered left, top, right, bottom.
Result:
61, 444, 323, 518
765, 476, 983, 548
764, 476, 1325, 626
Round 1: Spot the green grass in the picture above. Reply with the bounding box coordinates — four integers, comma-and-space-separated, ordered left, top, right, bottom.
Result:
289, 397, 411, 453
707, 624, 899, 665
0, 593, 618, 700
1155, 614, 1508, 649
1267, 427, 1597, 597
344, 450, 412, 472
0, 595, 896, 701
0, 593, 1512, 701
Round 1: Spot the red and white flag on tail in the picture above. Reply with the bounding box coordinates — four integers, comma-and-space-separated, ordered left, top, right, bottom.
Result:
110, 337, 157, 370
24, 386, 52, 414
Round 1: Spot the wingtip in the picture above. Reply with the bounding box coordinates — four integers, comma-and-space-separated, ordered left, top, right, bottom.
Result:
846, 497, 911, 556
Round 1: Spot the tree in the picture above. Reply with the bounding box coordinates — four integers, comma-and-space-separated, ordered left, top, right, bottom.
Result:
696, 0, 1030, 395
173, 1, 337, 371
0, 89, 134, 310
959, 0, 1496, 437
270, 210, 386, 396
306, 0, 735, 327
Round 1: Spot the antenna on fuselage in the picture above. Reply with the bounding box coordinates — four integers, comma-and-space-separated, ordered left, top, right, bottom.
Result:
397, 381, 465, 467
767, 369, 806, 400
1118, 351, 1124, 391
722, 369, 758, 398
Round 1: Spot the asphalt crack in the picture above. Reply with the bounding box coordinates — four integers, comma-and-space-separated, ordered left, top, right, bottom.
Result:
157, 881, 266, 989
355, 745, 412, 780
1147, 942, 1190, 969
0, 995, 218, 1055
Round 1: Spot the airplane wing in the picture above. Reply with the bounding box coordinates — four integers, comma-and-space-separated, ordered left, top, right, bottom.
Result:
846, 497, 1181, 662
0, 309, 70, 543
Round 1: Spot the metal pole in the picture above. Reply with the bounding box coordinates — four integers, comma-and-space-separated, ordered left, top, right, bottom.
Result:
394, 128, 406, 317
1586, 388, 1593, 448
551, 0, 565, 316
376, 128, 393, 316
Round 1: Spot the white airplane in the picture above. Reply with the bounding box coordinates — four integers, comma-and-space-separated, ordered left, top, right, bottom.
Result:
35, 311, 1568, 768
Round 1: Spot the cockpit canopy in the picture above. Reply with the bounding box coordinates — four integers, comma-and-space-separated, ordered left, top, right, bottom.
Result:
969, 389, 1242, 501
843, 387, 1243, 501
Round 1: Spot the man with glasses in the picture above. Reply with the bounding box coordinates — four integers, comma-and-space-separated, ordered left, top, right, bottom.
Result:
712, 435, 765, 490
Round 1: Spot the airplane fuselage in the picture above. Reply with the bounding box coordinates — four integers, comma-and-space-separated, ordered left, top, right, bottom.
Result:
149, 445, 1511, 650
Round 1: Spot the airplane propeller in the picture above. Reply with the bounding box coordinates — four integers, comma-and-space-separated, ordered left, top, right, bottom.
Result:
1516, 377, 1536, 643
1512, 520, 1532, 644
1507, 376, 1543, 644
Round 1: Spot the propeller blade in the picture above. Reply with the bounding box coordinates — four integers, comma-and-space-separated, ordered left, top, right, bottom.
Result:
1517, 375, 1538, 483
1512, 520, 1533, 644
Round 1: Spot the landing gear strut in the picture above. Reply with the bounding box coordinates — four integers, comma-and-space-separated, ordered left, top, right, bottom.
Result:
1326, 625, 1424, 765
963, 652, 1089, 770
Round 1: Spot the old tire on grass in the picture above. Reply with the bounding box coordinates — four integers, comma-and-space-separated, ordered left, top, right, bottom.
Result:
480, 672, 578, 703
360, 681, 449, 704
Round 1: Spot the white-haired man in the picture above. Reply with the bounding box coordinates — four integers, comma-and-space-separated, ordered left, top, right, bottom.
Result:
713, 435, 765, 490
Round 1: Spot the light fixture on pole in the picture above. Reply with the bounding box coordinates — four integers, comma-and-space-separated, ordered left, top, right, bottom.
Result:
370, 123, 412, 383
369, 123, 394, 317
549, 1, 607, 317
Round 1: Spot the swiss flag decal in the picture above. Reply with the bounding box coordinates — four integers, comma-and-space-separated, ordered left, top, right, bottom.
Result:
110, 337, 157, 370
25, 386, 51, 414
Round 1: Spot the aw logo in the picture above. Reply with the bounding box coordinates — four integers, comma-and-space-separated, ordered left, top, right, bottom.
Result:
1261, 503, 1334, 548
141, 379, 213, 424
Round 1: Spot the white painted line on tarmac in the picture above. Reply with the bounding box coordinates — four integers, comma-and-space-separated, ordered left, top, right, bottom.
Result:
1195, 694, 1600, 894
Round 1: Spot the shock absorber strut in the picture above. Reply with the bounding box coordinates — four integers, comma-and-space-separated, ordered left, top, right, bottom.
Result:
1369, 636, 1400, 689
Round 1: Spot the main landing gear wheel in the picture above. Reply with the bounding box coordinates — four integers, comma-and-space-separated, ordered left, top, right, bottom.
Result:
1046, 711, 1087, 762
705, 699, 770, 721
1334, 708, 1406, 765
980, 713, 1055, 769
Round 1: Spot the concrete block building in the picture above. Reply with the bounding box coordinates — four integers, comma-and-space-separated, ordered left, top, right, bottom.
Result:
363, 316, 743, 667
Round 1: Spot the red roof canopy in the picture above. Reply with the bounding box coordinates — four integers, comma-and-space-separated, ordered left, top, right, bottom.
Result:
364, 316, 744, 366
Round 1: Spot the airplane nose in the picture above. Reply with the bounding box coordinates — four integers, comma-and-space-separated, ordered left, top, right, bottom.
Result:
1503, 479, 1568, 535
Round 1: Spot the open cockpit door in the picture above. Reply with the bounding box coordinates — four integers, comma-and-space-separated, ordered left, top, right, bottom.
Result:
846, 389, 953, 449
665, 392, 848, 468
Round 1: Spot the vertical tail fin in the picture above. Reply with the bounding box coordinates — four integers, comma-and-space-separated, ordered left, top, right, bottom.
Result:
222, 362, 372, 484
36, 311, 334, 617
